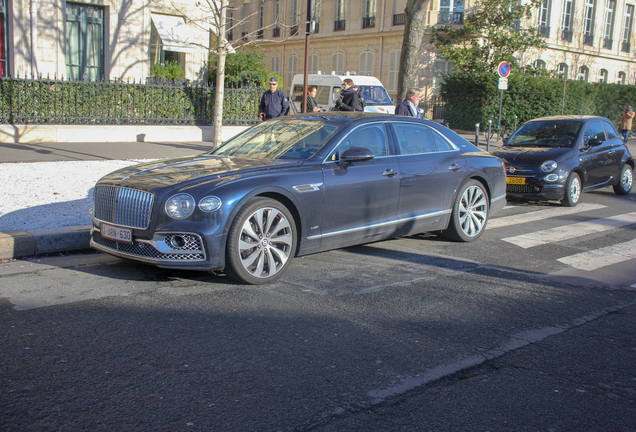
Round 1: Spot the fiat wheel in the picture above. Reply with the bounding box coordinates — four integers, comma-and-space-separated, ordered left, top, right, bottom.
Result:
442, 180, 489, 242
613, 164, 633, 196
225, 197, 297, 284
562, 172, 581, 207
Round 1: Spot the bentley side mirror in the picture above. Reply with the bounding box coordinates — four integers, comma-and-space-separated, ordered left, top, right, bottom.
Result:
339, 146, 375, 169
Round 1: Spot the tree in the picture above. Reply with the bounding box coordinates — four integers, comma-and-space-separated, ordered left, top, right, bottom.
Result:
431, 0, 546, 75
397, 0, 431, 103
209, 51, 280, 87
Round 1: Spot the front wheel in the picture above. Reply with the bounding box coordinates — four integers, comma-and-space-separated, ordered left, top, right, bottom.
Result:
562, 172, 581, 207
225, 198, 297, 284
442, 180, 489, 242
613, 164, 633, 195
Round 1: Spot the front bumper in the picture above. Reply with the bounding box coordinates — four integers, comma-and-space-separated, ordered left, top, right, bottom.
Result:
505, 182, 565, 201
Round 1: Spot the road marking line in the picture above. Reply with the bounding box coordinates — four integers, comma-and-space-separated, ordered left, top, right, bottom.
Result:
487, 203, 606, 230
557, 238, 636, 271
503, 212, 636, 248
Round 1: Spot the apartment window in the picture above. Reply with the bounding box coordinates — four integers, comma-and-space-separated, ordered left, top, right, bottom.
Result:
359, 51, 374, 76
534, 59, 547, 69
578, 65, 589, 81
602, 0, 615, 49
271, 56, 280, 75
558, 63, 569, 79
387, 50, 400, 92
538, 1, 551, 37
438, 0, 465, 24
622, 4, 634, 52
309, 54, 319, 74
273, 1, 281, 37
617, 71, 626, 84
334, 0, 346, 31
561, 0, 574, 41
583, 0, 596, 46
287, 55, 298, 89
290, 0, 299, 35
66, 2, 104, 81
433, 56, 453, 90
0, 0, 7, 76
363, 0, 376, 28
599, 68, 608, 82
331, 52, 345, 74
257, 6, 264, 39
241, 3, 250, 39
313, 2, 321, 33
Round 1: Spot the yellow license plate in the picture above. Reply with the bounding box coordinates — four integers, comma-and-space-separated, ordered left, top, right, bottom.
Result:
506, 177, 526, 185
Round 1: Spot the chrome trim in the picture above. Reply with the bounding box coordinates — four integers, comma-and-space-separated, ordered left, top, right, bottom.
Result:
292, 183, 323, 192
307, 209, 450, 240
93, 186, 154, 229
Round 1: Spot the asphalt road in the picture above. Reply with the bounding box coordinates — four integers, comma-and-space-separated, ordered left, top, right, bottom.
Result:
1, 187, 635, 431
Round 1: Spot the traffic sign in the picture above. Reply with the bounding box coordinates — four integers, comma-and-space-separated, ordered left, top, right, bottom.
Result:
497, 61, 510, 78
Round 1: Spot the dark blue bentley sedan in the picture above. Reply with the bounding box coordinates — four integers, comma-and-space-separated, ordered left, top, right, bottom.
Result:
493, 115, 633, 207
90, 113, 507, 284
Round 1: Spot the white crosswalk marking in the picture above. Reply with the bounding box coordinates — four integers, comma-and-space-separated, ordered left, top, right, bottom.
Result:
502, 212, 636, 248
557, 238, 636, 271
487, 203, 607, 229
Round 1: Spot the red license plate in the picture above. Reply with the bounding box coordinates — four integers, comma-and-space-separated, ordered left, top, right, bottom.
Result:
101, 223, 133, 244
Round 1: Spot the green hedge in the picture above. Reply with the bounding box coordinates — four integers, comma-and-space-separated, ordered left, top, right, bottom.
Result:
441, 73, 636, 131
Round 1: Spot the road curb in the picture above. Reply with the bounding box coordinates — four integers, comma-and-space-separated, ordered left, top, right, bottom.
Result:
0, 226, 91, 260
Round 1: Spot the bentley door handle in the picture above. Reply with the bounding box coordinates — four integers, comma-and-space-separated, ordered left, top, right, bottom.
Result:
383, 169, 398, 177
448, 164, 461, 172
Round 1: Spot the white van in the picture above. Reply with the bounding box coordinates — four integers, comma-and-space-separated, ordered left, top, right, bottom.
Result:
289, 73, 396, 114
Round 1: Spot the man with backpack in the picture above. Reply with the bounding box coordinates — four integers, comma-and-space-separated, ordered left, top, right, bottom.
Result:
334, 79, 363, 112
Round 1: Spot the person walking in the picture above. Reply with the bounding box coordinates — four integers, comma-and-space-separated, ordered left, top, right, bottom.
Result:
334, 78, 362, 111
259, 77, 289, 121
304, 86, 320, 113
395, 87, 422, 118
619, 105, 634, 143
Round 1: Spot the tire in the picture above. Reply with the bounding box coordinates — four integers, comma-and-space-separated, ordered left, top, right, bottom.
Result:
442, 180, 489, 242
562, 172, 581, 207
225, 197, 297, 284
613, 164, 633, 196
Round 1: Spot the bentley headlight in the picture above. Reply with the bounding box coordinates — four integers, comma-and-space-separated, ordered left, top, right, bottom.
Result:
541, 160, 558, 173
165, 194, 196, 219
199, 196, 222, 212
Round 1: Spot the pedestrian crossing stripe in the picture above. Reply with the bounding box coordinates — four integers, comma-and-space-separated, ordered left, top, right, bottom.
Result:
557, 238, 636, 271
502, 212, 636, 249
486, 203, 607, 230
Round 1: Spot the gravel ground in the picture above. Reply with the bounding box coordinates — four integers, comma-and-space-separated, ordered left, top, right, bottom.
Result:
0, 159, 155, 232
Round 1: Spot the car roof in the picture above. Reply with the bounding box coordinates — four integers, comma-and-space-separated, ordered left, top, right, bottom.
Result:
526, 115, 605, 123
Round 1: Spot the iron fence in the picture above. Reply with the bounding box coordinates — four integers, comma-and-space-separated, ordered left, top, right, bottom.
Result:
0, 76, 262, 126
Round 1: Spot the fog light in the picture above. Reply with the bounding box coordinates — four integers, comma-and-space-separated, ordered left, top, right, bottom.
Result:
545, 174, 559, 182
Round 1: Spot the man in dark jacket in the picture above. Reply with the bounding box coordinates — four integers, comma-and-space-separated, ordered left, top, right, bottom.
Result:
334, 78, 362, 111
259, 77, 289, 120
395, 87, 422, 118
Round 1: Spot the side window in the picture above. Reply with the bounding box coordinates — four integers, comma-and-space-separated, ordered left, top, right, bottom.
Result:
602, 120, 619, 140
329, 124, 388, 160
581, 121, 606, 147
431, 129, 454, 151
394, 124, 434, 154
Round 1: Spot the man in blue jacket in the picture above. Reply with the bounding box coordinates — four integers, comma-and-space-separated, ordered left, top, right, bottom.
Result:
395, 87, 422, 118
259, 77, 289, 120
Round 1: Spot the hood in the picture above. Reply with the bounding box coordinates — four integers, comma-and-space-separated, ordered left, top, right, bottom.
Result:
493, 146, 573, 163
97, 154, 303, 189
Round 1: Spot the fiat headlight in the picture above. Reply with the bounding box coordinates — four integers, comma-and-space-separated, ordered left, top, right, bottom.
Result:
199, 196, 222, 212
541, 160, 558, 173
165, 194, 196, 219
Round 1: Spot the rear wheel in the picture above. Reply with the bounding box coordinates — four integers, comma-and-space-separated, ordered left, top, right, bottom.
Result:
225, 197, 297, 284
562, 172, 581, 207
613, 164, 633, 195
442, 180, 489, 242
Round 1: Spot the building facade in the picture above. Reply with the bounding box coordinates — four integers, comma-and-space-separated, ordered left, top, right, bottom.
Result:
227, 0, 636, 110
0, 0, 211, 81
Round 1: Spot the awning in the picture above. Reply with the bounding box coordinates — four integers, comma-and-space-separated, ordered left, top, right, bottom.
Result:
151, 13, 200, 53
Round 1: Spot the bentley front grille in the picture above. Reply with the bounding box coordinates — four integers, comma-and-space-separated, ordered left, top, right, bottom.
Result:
94, 186, 154, 229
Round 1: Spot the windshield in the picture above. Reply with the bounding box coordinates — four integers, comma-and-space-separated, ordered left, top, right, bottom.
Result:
506, 120, 582, 148
357, 85, 393, 105
212, 119, 341, 159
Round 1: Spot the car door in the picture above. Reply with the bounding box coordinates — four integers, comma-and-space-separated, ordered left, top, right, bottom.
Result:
601, 119, 628, 181
320, 123, 400, 249
390, 122, 465, 234
579, 120, 613, 187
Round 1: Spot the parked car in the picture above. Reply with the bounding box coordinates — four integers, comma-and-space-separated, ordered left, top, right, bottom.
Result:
90, 113, 507, 284
493, 115, 633, 207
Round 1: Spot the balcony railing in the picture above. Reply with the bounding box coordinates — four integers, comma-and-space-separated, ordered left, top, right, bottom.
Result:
272, 27, 280, 38
227, 31, 233, 42
393, 13, 405, 25
561, 29, 573, 42
603, 38, 613, 49
334, 19, 346, 31
290, 25, 299, 36
622, 41, 631, 53
257, 29, 264, 39
539, 25, 550, 38
437, 11, 464, 25
583, 34, 594, 46
241, 31, 248, 42
362, 16, 376, 29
